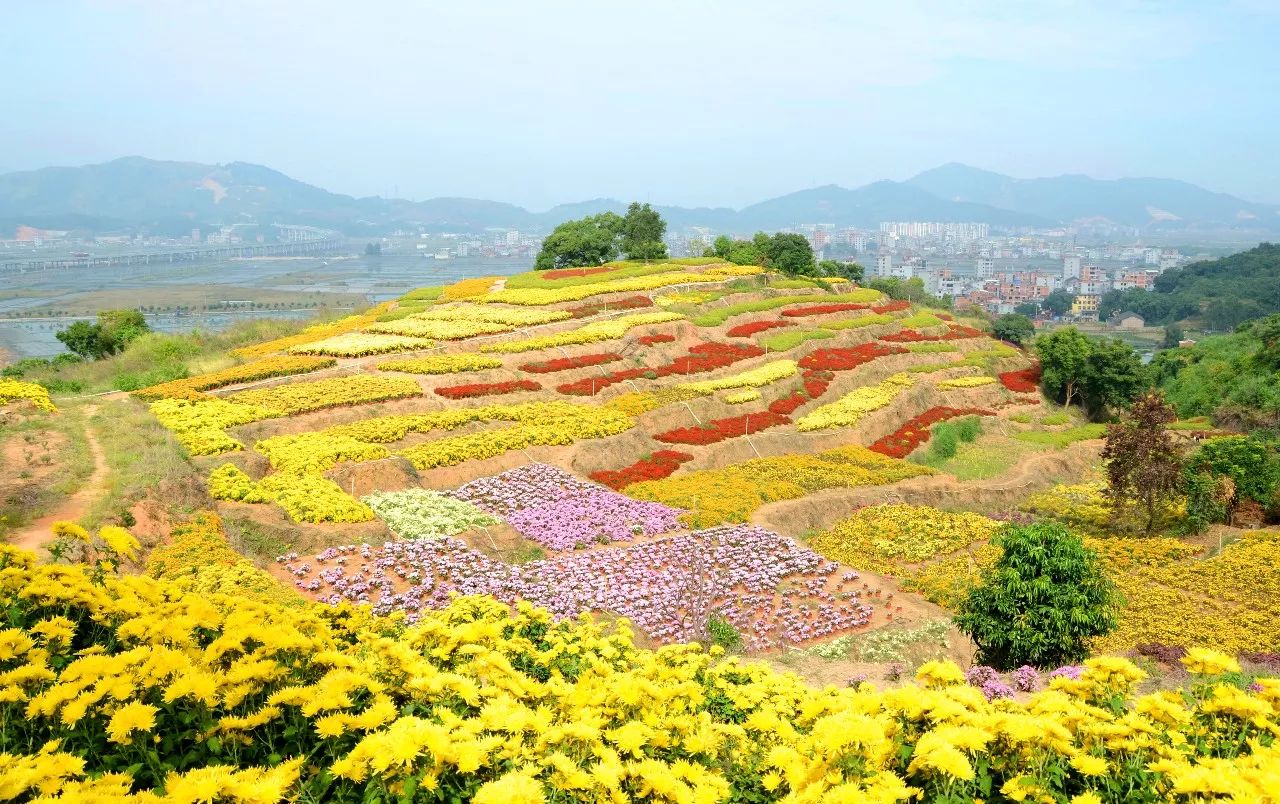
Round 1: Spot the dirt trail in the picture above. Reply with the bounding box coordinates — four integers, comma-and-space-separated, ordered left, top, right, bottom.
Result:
7, 406, 109, 554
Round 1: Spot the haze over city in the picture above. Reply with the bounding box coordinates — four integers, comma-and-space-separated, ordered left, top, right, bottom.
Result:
4, 0, 1279, 208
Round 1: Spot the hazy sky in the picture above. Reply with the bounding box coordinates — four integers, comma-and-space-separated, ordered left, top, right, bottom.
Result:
5, 1, 1278, 209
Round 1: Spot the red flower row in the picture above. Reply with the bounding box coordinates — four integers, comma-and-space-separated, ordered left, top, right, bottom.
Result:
589, 450, 694, 490
435, 379, 541, 399
999, 366, 1041, 393
655, 411, 790, 446
798, 342, 906, 372
557, 342, 765, 396
869, 406, 996, 459
637, 333, 676, 345
542, 265, 612, 280
769, 390, 810, 415
780, 302, 870, 317
567, 295, 654, 319
880, 325, 985, 343
727, 320, 793, 337
519, 353, 622, 373
872, 300, 912, 314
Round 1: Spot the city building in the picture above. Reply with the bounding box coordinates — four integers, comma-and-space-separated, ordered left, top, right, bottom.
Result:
1063, 255, 1082, 279
875, 253, 892, 277
1071, 295, 1100, 316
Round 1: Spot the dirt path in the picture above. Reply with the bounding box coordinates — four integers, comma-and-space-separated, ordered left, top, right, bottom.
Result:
7, 406, 109, 554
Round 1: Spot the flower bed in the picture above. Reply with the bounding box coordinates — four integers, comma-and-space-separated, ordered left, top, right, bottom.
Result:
518, 353, 622, 373
1000, 365, 1041, 392
626, 445, 933, 527
363, 488, 499, 540
542, 265, 612, 280
133, 355, 336, 400
478, 312, 682, 354
937, 375, 997, 389
288, 524, 868, 648
209, 464, 374, 523
655, 411, 790, 445
439, 276, 499, 300
871, 299, 911, 314
482, 265, 760, 306
680, 359, 797, 394
376, 354, 503, 374
726, 319, 792, 337
880, 324, 984, 343
0, 378, 57, 412
798, 342, 906, 372
869, 406, 997, 458
780, 302, 870, 317
434, 379, 541, 399
565, 295, 655, 318
636, 333, 676, 345
768, 389, 810, 415
723, 389, 761, 404
288, 332, 435, 356
557, 342, 764, 396
810, 504, 1002, 575
229, 374, 422, 415
589, 450, 694, 490
795, 373, 915, 431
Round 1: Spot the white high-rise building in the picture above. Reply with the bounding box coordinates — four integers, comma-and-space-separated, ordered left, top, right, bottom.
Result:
976, 257, 995, 278
875, 253, 892, 277
1063, 255, 1082, 280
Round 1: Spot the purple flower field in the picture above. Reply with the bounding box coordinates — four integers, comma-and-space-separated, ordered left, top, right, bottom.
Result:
449, 463, 685, 552
282, 524, 872, 649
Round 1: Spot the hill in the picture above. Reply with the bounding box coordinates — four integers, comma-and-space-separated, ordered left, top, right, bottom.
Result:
907, 162, 1280, 230
1098, 241, 1280, 328
3, 157, 1277, 235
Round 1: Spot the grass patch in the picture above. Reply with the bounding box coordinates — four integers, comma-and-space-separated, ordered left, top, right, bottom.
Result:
83, 398, 203, 528
824, 314, 897, 330
922, 416, 984, 461
916, 435, 1044, 481
761, 329, 835, 352
224, 515, 293, 563
1040, 412, 1072, 426
1013, 424, 1107, 448
0, 406, 93, 534
898, 312, 944, 329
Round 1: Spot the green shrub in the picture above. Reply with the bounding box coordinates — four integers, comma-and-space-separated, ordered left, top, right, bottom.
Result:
956, 522, 1119, 669
707, 613, 743, 652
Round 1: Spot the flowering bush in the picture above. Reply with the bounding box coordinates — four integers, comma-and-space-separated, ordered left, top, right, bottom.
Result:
680, 359, 797, 394
795, 373, 915, 431
376, 354, 503, 374
541, 265, 612, 280
0, 378, 57, 412
897, 312, 944, 329
231, 303, 392, 359
589, 450, 694, 490
255, 432, 390, 475
363, 488, 499, 540
208, 463, 375, 523
369, 304, 570, 339
881, 324, 985, 343
724, 389, 761, 404
871, 299, 912, 314
133, 355, 336, 400
150, 396, 277, 455
655, 411, 790, 445
691, 289, 883, 326
626, 445, 934, 527
1000, 365, 1042, 392
503, 486, 684, 551
7, 525, 1277, 803
482, 266, 761, 305
726, 320, 792, 337
435, 379, 541, 399
479, 312, 682, 354
519, 353, 621, 373
288, 332, 434, 356
869, 406, 996, 458
439, 276, 500, 300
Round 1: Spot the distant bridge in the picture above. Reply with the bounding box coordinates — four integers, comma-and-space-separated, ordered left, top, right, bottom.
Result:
0, 236, 348, 276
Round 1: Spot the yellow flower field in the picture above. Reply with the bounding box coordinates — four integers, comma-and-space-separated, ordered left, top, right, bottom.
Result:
0, 377, 57, 412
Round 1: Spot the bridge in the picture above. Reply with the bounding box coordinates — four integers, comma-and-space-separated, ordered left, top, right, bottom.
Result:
0, 235, 348, 276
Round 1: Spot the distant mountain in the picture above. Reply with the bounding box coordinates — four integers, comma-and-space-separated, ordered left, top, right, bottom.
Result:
2, 156, 1277, 236
906, 162, 1280, 230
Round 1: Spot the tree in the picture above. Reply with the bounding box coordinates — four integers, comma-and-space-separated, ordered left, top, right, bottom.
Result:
1042, 289, 1073, 317
534, 212, 624, 270
956, 522, 1118, 669
1035, 328, 1092, 409
1015, 302, 1041, 318
818, 259, 864, 282
1183, 434, 1280, 528
1162, 323, 1185, 349
993, 313, 1035, 346
363, 242, 382, 257
763, 233, 816, 276
1081, 338, 1148, 420
620, 202, 668, 261
55, 309, 151, 360
1101, 393, 1184, 535
1036, 328, 1147, 419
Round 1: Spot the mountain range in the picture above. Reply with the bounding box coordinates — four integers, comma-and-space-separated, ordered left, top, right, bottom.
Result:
1, 157, 1276, 236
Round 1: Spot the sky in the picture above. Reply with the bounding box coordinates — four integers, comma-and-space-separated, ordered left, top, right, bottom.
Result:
4, 0, 1278, 209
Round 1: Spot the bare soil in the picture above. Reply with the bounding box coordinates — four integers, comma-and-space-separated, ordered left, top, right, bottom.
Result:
6, 406, 108, 554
